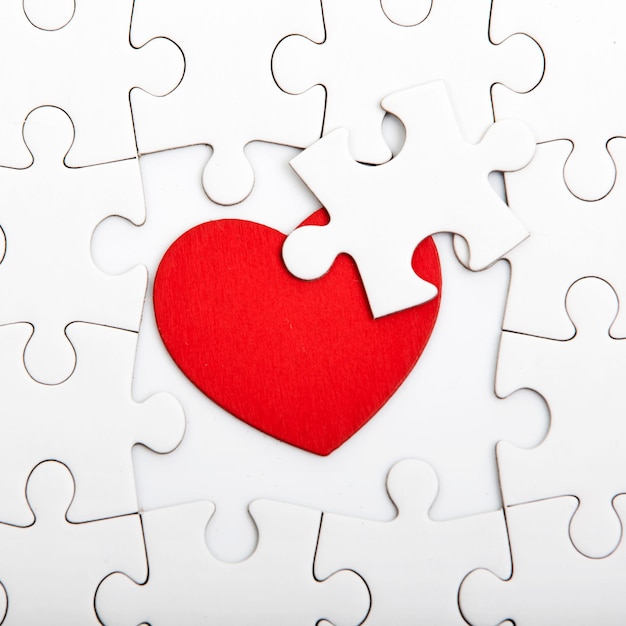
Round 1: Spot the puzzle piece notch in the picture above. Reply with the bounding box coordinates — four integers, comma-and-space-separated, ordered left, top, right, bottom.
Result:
381, 0, 432, 26
496, 277, 626, 558
273, 0, 542, 163
130, 0, 325, 205
23, 0, 75, 31
283, 81, 533, 318
315, 459, 510, 625
0, 105, 147, 383
491, 0, 626, 201
96, 499, 369, 625
502, 139, 626, 340
0, 461, 146, 625
0, 0, 183, 168
0, 321, 185, 526
460, 495, 626, 625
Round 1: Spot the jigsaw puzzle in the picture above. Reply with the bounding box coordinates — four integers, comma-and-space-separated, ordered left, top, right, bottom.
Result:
273, 0, 542, 163
491, 0, 626, 200
0, 322, 184, 525
501, 140, 626, 340
315, 459, 510, 625
2, 0, 625, 621
0, 106, 147, 383
96, 499, 369, 625
130, 0, 324, 205
496, 278, 626, 558
283, 81, 533, 318
0, 0, 182, 168
460, 496, 626, 625
0, 461, 146, 626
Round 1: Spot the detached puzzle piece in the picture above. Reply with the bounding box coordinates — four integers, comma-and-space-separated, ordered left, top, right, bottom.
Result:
0, 106, 147, 383
0, 0, 183, 167
460, 496, 626, 625
0, 461, 146, 626
496, 277, 626, 558
273, 0, 542, 163
96, 499, 369, 625
492, 0, 626, 200
283, 81, 534, 318
0, 322, 185, 525
315, 459, 510, 625
130, 0, 324, 205
502, 140, 626, 340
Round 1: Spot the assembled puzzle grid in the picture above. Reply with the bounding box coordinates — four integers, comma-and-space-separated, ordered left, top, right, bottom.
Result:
1, 0, 623, 623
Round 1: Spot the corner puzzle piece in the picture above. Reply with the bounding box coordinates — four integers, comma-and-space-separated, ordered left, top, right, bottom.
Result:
283, 81, 533, 318
492, 0, 626, 200
502, 140, 626, 340
96, 500, 369, 625
0, 461, 146, 626
130, 0, 324, 206
0, 0, 182, 167
315, 459, 510, 625
460, 496, 626, 625
496, 277, 626, 558
0, 106, 147, 383
273, 0, 541, 164
0, 322, 185, 526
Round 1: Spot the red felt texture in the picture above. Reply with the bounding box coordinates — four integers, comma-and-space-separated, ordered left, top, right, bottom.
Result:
154, 209, 442, 455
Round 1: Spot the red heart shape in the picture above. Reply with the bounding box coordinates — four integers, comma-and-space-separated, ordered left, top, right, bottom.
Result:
154, 210, 441, 455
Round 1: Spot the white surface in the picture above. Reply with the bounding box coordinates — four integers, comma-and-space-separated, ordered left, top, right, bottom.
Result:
273, 0, 541, 163
92, 140, 547, 563
315, 459, 510, 626
0, 461, 145, 626
492, 0, 626, 200
0, 106, 147, 383
0, 0, 182, 168
460, 495, 626, 626
130, 0, 324, 206
0, 322, 184, 525
502, 140, 626, 340
496, 277, 626, 558
96, 499, 369, 626
283, 81, 533, 318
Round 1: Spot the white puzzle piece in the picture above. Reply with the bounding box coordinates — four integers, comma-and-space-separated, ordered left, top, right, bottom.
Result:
0, 0, 183, 167
273, 0, 542, 164
0, 322, 185, 526
96, 499, 370, 626
315, 459, 510, 626
460, 495, 626, 626
130, 0, 325, 206
502, 140, 626, 340
496, 277, 626, 558
0, 461, 146, 626
283, 81, 534, 318
0, 106, 147, 383
491, 0, 626, 200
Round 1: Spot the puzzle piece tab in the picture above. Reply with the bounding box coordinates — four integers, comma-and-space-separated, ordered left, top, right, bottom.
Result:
283, 81, 534, 318
0, 322, 185, 525
492, 0, 626, 200
0, 461, 146, 625
130, 0, 324, 205
496, 277, 626, 558
0, 0, 182, 167
273, 0, 542, 163
460, 496, 626, 626
315, 459, 510, 625
96, 499, 369, 625
0, 106, 147, 383
502, 140, 626, 340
